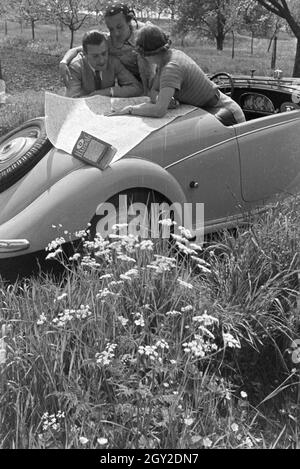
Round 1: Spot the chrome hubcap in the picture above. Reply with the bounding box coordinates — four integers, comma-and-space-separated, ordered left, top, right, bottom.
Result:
0, 129, 38, 165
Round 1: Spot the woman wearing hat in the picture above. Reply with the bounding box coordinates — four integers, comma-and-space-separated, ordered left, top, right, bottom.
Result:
59, 3, 153, 94
110, 23, 245, 122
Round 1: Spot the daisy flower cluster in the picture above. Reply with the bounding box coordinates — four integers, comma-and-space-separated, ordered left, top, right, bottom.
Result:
138, 339, 170, 362
96, 343, 118, 366
52, 305, 92, 327
41, 411, 65, 432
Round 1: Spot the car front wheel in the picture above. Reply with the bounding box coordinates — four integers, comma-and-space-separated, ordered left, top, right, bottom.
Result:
89, 188, 172, 242
0, 118, 52, 193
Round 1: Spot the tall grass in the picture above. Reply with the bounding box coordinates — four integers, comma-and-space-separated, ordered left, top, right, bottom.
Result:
1, 198, 300, 449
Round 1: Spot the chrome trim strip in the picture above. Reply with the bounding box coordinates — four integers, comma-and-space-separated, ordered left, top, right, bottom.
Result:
164, 135, 237, 170
0, 239, 30, 253
164, 115, 300, 171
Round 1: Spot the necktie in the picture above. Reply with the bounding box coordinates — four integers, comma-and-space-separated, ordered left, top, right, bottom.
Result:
94, 70, 102, 90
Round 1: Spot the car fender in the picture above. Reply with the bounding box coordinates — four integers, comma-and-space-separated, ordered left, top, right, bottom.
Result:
0, 154, 187, 258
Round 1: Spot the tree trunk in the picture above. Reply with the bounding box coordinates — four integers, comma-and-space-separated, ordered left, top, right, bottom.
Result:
271, 35, 277, 70
4, 20, 7, 36
55, 23, 59, 42
251, 31, 254, 55
31, 19, 35, 41
293, 37, 300, 77
231, 31, 235, 59
70, 28, 74, 48
0, 61, 2, 80
216, 34, 224, 51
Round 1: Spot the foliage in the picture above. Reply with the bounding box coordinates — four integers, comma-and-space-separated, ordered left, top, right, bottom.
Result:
0, 199, 300, 448
242, 0, 283, 38
174, 0, 248, 50
255, 0, 300, 76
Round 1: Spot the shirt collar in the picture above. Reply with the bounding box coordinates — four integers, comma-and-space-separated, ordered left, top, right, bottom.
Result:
84, 56, 104, 77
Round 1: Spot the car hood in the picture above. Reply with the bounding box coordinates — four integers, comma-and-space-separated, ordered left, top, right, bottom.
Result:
0, 108, 227, 225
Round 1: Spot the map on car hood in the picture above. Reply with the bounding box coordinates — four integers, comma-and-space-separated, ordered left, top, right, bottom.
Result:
45, 92, 196, 165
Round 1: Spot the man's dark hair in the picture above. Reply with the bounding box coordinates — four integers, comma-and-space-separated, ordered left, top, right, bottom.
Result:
82, 30, 107, 53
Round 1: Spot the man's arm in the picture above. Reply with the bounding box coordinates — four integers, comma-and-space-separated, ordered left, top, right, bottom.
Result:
113, 60, 143, 97
65, 63, 85, 98
59, 46, 83, 87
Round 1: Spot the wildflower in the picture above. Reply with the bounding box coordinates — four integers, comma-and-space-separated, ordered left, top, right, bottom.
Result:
158, 218, 174, 227
41, 411, 65, 432
79, 436, 89, 445
100, 274, 113, 280
81, 255, 101, 268
156, 339, 169, 350
97, 437, 108, 446
193, 312, 219, 327
184, 417, 194, 426
75, 230, 88, 238
231, 423, 239, 433
56, 293, 68, 301
170, 360, 177, 365
37, 313, 47, 325
96, 288, 116, 300
197, 264, 211, 274
244, 436, 253, 448
181, 305, 193, 313
240, 391, 248, 399
189, 243, 203, 251
138, 345, 159, 361
118, 316, 129, 327
46, 248, 62, 260
202, 437, 213, 448
69, 253, 81, 261
46, 237, 66, 251
124, 268, 139, 277
96, 343, 117, 366
117, 254, 136, 263
120, 274, 132, 281
176, 241, 197, 256
134, 313, 145, 327
178, 226, 193, 239
109, 280, 124, 287
183, 334, 217, 358
139, 240, 154, 250
177, 278, 193, 289
166, 310, 182, 317
171, 233, 188, 243
223, 332, 241, 349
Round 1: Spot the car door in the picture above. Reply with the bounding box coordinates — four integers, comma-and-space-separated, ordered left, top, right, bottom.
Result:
166, 116, 242, 229
235, 112, 300, 204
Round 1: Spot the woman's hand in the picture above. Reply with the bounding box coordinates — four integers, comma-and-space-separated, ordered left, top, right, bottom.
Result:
105, 106, 133, 116
59, 62, 71, 87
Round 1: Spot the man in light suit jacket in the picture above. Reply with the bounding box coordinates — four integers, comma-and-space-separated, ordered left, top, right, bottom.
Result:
65, 30, 143, 98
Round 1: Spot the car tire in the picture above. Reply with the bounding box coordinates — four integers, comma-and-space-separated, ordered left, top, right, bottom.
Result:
89, 188, 172, 241
0, 118, 52, 193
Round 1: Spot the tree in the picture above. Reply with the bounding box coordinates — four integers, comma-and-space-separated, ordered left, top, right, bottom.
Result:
242, 0, 282, 54
175, 0, 247, 50
47, 0, 92, 48
255, 0, 300, 76
10, 0, 47, 40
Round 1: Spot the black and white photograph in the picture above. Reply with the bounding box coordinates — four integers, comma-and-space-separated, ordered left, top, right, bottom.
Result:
0, 0, 300, 451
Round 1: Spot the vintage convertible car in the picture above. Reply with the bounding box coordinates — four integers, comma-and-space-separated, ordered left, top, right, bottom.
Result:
1, 72, 300, 281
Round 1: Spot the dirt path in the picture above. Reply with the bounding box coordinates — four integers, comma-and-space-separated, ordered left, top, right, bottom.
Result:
0, 46, 62, 93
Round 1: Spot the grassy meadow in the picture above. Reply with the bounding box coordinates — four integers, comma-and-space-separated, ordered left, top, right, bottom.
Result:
0, 20, 300, 449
